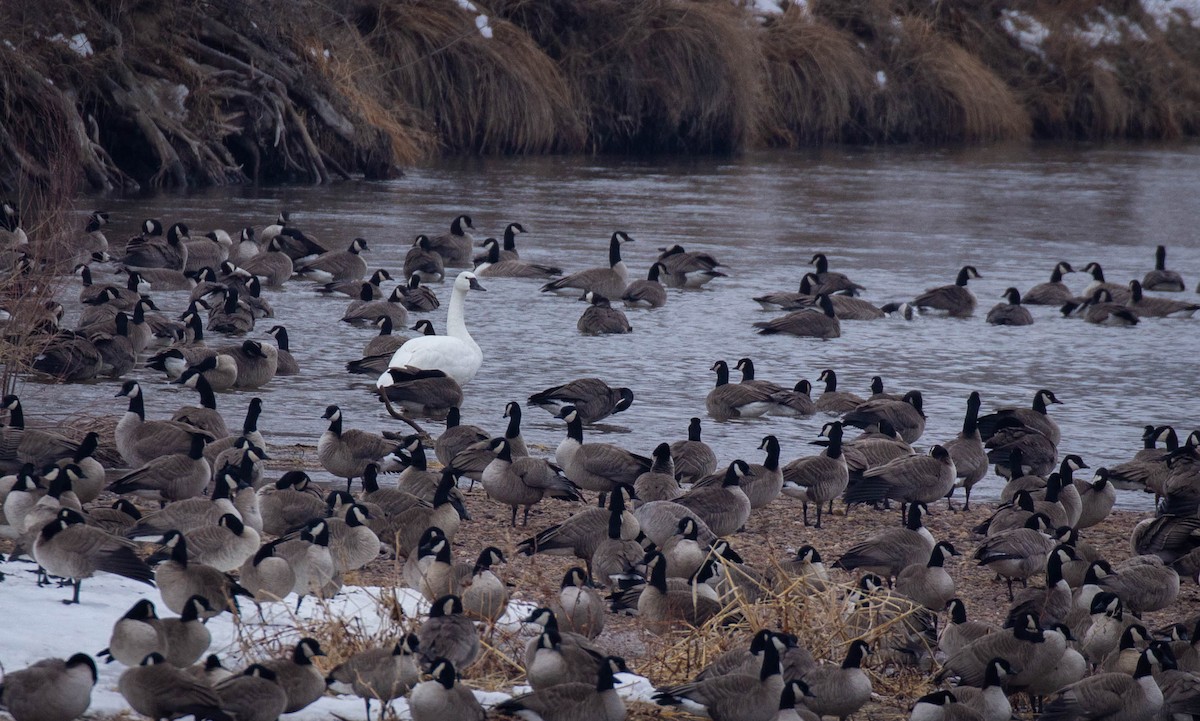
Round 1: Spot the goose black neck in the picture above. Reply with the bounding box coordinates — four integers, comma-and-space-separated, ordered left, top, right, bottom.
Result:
74, 433, 98, 462
495, 440, 513, 462
761, 437, 779, 471
739, 360, 756, 381
195, 375, 217, 410
243, 400, 261, 434
6, 400, 23, 428
962, 392, 980, 436
171, 536, 189, 567
812, 254, 829, 274
223, 287, 239, 313
648, 555, 668, 593
446, 407, 461, 429
505, 406, 522, 440
1050, 265, 1064, 282
434, 471, 455, 506
687, 418, 702, 442
410, 442, 427, 471
596, 660, 619, 692
565, 413, 583, 443
503, 228, 517, 250
1032, 393, 1048, 414
823, 372, 837, 393
713, 363, 729, 387
274, 327, 289, 351
1156, 245, 1167, 270
842, 642, 866, 669
647, 263, 661, 281
825, 423, 843, 459
328, 413, 343, 436
127, 391, 145, 421
759, 641, 782, 680
607, 504, 624, 539
955, 267, 971, 286
608, 235, 623, 268
485, 241, 500, 263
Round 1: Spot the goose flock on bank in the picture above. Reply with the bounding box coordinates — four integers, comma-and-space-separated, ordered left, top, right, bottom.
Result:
2, 207, 1200, 721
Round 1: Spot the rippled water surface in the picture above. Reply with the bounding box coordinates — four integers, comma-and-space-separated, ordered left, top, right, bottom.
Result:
20, 143, 1200, 510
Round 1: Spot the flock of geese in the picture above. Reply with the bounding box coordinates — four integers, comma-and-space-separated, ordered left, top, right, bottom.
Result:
1, 206, 1200, 721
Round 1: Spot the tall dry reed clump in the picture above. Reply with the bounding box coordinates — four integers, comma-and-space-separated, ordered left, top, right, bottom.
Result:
490, 0, 763, 153
352, 0, 584, 154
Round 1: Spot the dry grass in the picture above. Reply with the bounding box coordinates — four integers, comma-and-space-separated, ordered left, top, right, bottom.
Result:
759, 9, 876, 145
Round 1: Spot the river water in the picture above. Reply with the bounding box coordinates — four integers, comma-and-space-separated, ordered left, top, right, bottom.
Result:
16, 142, 1200, 510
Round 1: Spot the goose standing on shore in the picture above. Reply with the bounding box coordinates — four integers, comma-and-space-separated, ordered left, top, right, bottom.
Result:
378, 271, 485, 387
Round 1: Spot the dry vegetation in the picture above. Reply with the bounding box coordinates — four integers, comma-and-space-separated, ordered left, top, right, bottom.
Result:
3, 0, 1200, 193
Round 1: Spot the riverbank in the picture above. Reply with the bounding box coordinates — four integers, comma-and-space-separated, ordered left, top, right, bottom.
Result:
4, 0, 1200, 197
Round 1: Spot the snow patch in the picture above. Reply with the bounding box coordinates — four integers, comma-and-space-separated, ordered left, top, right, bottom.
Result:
999, 10, 1051, 60
1077, 8, 1148, 47
456, 0, 493, 39
48, 32, 93, 57
875, 70, 888, 88
1142, 0, 1200, 30
0, 558, 658, 720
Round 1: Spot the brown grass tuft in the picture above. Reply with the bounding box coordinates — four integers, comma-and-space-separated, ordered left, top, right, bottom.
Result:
759, 8, 876, 145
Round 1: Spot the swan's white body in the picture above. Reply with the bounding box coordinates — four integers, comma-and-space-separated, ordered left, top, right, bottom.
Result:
377, 271, 484, 386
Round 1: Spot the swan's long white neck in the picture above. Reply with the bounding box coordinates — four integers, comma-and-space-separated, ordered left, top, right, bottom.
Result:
446, 280, 478, 352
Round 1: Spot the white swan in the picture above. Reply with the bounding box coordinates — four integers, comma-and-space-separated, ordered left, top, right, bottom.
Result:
377, 271, 485, 387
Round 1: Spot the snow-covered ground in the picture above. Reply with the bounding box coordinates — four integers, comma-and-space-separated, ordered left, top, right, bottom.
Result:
0, 558, 656, 720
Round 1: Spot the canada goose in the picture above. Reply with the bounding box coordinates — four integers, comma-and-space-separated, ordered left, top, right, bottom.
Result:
655, 244, 726, 287
590, 504, 646, 589
669, 417, 718, 484
378, 271, 485, 385
425, 214, 475, 267
939, 599, 999, 659
778, 545, 830, 592
325, 504, 381, 573
294, 237, 368, 283
1106, 425, 1177, 492
936, 612, 1065, 690
341, 285, 410, 327
972, 513, 1056, 599
108, 432, 210, 503
255, 472, 326, 535
169, 373, 228, 438
481, 438, 581, 526
325, 634, 420, 718
1073, 287, 1140, 325
554, 406, 650, 498
152, 533, 241, 617
206, 285, 255, 335
390, 273, 438, 313
654, 639, 781, 721
795, 640, 872, 721
798, 275, 884, 319
693, 434, 780, 508
155, 596, 213, 667
633, 443, 680, 503
432, 407, 488, 466
706, 360, 774, 421
1096, 555, 1180, 614
408, 659, 485, 721
260, 638, 327, 713
209, 665, 286, 721
418, 595, 480, 671
577, 292, 632, 335
529, 379, 635, 425
404, 234, 445, 282
985, 287, 1034, 325
1005, 545, 1074, 628
261, 325, 299, 376
1042, 646, 1164, 720
235, 235, 292, 287
485, 221, 526, 262
753, 294, 840, 338
517, 486, 639, 576
88, 310, 137, 377
675, 460, 753, 537
942, 392, 987, 510
1128, 279, 1199, 317
694, 631, 814, 683
976, 486, 1065, 538
809, 252, 865, 295
1143, 245, 1186, 291
540, 231, 633, 299
358, 316, 406, 360
84, 498, 142, 537
0, 397, 79, 470
524, 626, 605, 690
32, 508, 154, 603
1024, 261, 1077, 305
944, 658, 1012, 721
271, 518, 336, 602
814, 369, 865, 414
404, 528, 459, 601
175, 354, 238, 393
1096, 619, 1149, 673
620, 262, 668, 307
378, 366, 463, 417
552, 567, 607, 640
977, 388, 1062, 446
986, 428, 1057, 479
238, 542, 295, 604
100, 599, 166, 666
203, 397, 267, 469
833, 503, 935, 580
499, 656, 630, 721
617, 551, 722, 633
907, 690, 975, 721
28, 331, 102, 382
0, 652, 97, 721
911, 265, 980, 317
456, 546, 508, 623
730, 357, 786, 395
1079, 261, 1132, 302
474, 238, 561, 278
843, 389, 927, 444
119, 221, 188, 270
844, 445, 955, 508
1075, 469, 1116, 529
448, 401, 529, 485
319, 267, 392, 299
318, 405, 399, 490
118, 653, 229, 721
895, 541, 958, 612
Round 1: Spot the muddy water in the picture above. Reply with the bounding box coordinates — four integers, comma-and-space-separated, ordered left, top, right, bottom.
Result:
19, 143, 1200, 510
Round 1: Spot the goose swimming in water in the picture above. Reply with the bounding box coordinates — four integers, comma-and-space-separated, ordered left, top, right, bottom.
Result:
378, 271, 485, 387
